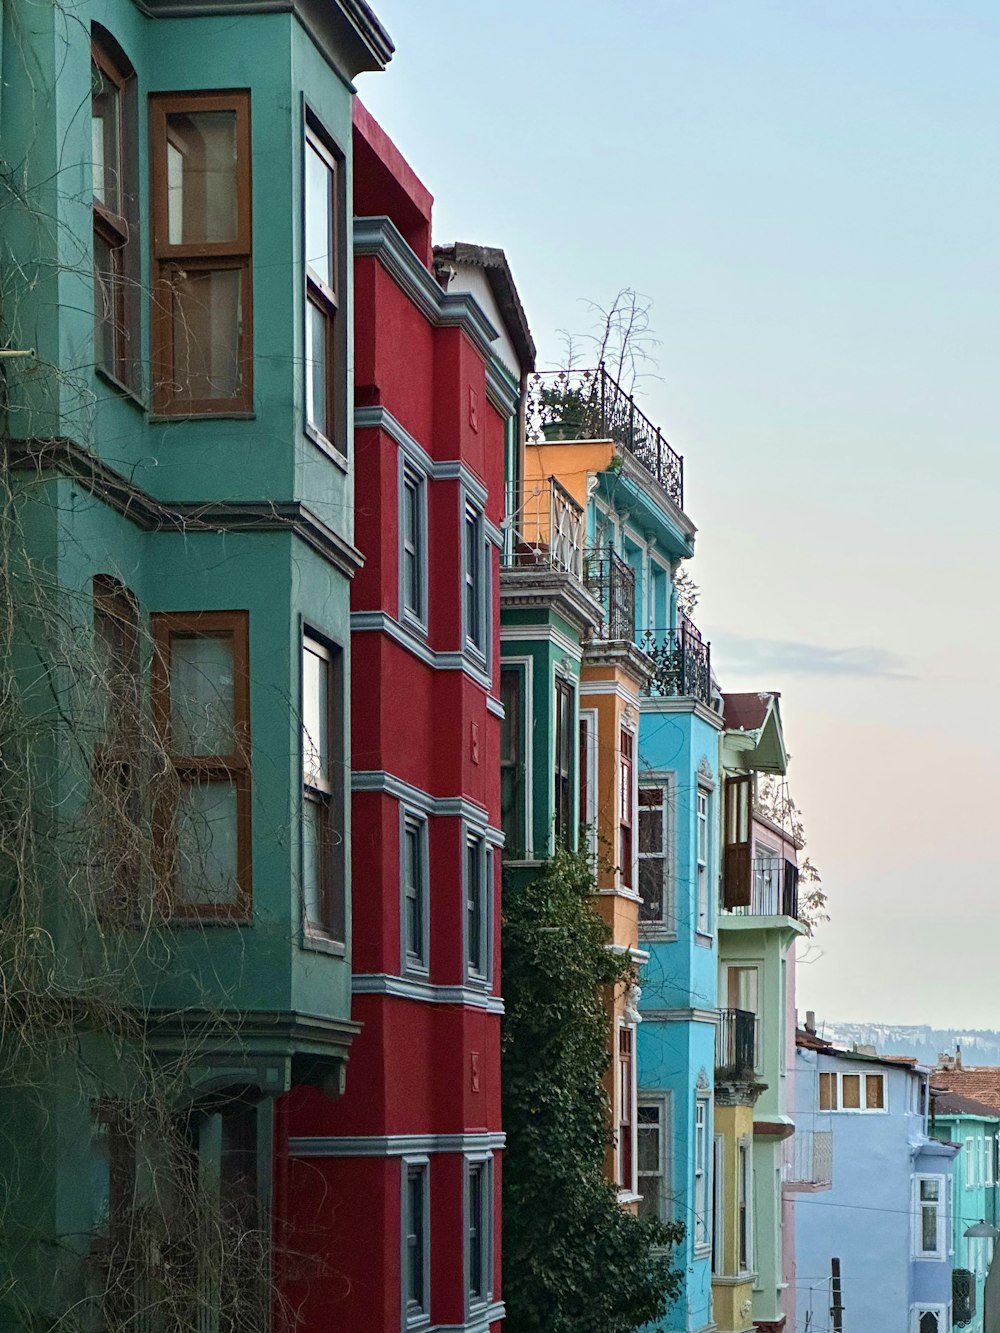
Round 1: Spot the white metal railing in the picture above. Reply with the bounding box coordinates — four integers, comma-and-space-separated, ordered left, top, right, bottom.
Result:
786, 1127, 833, 1186
505, 476, 584, 580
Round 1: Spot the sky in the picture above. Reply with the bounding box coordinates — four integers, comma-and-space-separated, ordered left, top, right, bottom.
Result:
357, 1, 1000, 1030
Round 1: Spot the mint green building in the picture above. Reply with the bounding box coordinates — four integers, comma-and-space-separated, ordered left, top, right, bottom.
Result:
931, 1087, 1000, 1331
0, 0, 390, 1323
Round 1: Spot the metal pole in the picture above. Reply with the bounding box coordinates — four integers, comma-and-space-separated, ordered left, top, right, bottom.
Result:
831, 1257, 844, 1332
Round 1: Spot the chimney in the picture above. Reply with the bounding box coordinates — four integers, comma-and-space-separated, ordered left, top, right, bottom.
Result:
805, 1010, 816, 1035
956, 1042, 963, 1070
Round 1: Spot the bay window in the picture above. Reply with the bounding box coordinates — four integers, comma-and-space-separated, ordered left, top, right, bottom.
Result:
618, 1026, 636, 1194
150, 91, 252, 414
553, 677, 573, 846
619, 729, 634, 889
637, 1097, 670, 1222
152, 611, 251, 916
638, 781, 670, 925
913, 1175, 946, 1259
694, 1096, 710, 1248
304, 124, 343, 447
696, 787, 710, 931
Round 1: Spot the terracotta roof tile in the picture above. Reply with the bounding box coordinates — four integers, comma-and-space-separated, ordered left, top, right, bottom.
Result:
929, 1068, 1000, 1115
930, 1086, 1000, 1119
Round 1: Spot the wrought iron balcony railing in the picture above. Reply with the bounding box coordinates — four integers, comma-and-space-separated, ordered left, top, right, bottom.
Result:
716, 1008, 757, 1080
724, 856, 800, 919
639, 617, 712, 705
525, 365, 684, 509
583, 545, 635, 641
504, 476, 584, 580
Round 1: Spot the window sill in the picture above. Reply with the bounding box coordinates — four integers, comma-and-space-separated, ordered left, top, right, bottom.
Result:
167, 911, 252, 927
639, 924, 678, 941
301, 929, 346, 957
305, 423, 349, 472
150, 411, 256, 423
403, 960, 430, 980
616, 1190, 641, 1205
95, 364, 147, 412
465, 972, 492, 991
400, 609, 429, 640
405, 1314, 430, 1331
695, 930, 714, 948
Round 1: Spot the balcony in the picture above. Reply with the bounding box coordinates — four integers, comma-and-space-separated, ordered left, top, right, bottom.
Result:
505, 476, 584, 579
525, 365, 684, 509
785, 1128, 833, 1189
725, 857, 800, 919
583, 545, 635, 640
639, 617, 712, 706
716, 1008, 757, 1080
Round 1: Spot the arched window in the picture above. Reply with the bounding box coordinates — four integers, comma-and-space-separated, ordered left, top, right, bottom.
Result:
91, 26, 138, 388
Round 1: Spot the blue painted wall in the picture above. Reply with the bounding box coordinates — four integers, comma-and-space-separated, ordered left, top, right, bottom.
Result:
796, 1047, 958, 1332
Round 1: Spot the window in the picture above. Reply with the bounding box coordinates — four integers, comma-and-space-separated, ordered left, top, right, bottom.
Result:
402, 814, 428, 972
402, 1160, 430, 1326
738, 1138, 753, 1272
965, 1137, 976, 1188
820, 1069, 887, 1112
150, 91, 252, 413
711, 1135, 724, 1274
152, 611, 251, 916
618, 1027, 636, 1193
694, 1098, 710, 1249
696, 787, 710, 932
400, 464, 427, 625
304, 124, 343, 446
987, 1135, 994, 1187
500, 669, 525, 858
721, 773, 752, 909
639, 782, 670, 925
92, 32, 137, 387
466, 834, 489, 981
911, 1310, 948, 1333
753, 843, 781, 915
913, 1175, 946, 1259
464, 504, 486, 656
637, 1097, 670, 1222
302, 634, 344, 940
466, 1158, 492, 1309
619, 729, 634, 889
579, 710, 598, 865
819, 1071, 836, 1111
726, 965, 760, 1068
553, 677, 574, 846
92, 578, 142, 905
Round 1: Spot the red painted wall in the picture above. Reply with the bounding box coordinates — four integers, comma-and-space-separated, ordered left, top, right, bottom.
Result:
279, 108, 504, 1333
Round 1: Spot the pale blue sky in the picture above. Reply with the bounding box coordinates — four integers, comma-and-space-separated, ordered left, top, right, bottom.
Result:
359, 2, 1000, 1028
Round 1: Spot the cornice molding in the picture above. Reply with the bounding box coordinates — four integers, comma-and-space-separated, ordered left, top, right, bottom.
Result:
6, 436, 364, 576
289, 1131, 506, 1158
351, 972, 504, 1014
499, 569, 603, 639
639, 694, 725, 730
354, 217, 499, 361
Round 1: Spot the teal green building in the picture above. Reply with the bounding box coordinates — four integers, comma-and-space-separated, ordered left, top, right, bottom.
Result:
0, 0, 390, 1324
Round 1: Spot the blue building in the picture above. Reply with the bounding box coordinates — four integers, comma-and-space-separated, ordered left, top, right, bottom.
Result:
795, 1028, 959, 1333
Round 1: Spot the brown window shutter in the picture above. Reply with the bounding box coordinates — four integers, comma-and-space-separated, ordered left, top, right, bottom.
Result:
722, 775, 752, 908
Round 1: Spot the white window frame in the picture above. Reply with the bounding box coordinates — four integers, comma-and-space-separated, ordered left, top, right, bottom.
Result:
910, 1305, 949, 1333
965, 1136, 977, 1189
738, 1135, 754, 1276
711, 1134, 724, 1275
399, 458, 428, 633
462, 498, 488, 663
615, 1020, 638, 1201
464, 830, 491, 985
638, 773, 674, 934
637, 1092, 672, 1224
400, 809, 429, 976
464, 1153, 493, 1314
987, 1133, 995, 1187
694, 1095, 711, 1252
820, 1068, 888, 1113
724, 962, 761, 1071
912, 1174, 947, 1260
696, 786, 711, 934
401, 1155, 431, 1329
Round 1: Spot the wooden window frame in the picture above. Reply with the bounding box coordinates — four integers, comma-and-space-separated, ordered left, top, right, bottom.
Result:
151, 610, 251, 919
149, 90, 253, 415
617, 1025, 636, 1194
92, 32, 138, 388
302, 632, 345, 943
303, 121, 344, 451
722, 773, 753, 909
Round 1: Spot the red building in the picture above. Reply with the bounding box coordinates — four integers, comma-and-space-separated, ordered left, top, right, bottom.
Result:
278, 104, 528, 1332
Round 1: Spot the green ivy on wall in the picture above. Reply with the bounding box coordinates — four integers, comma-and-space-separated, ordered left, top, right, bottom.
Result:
501, 846, 684, 1333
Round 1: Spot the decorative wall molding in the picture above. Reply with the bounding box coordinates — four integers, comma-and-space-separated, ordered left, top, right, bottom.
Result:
351, 771, 502, 844
289, 1131, 506, 1158
351, 973, 504, 1014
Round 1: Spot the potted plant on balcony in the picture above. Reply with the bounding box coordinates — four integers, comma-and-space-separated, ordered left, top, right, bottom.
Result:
538, 378, 590, 441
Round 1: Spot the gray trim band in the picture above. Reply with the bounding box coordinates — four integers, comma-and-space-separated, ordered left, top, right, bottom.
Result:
352, 973, 504, 1014
289, 1132, 506, 1157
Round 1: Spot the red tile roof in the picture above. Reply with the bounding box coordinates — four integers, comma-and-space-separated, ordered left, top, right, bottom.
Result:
929, 1068, 1000, 1114
930, 1086, 1000, 1119
722, 691, 779, 733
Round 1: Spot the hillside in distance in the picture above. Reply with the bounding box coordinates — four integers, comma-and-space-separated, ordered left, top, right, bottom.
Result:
814, 1020, 1000, 1068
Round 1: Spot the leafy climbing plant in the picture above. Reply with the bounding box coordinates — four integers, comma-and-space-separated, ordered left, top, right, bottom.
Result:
501, 846, 684, 1333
